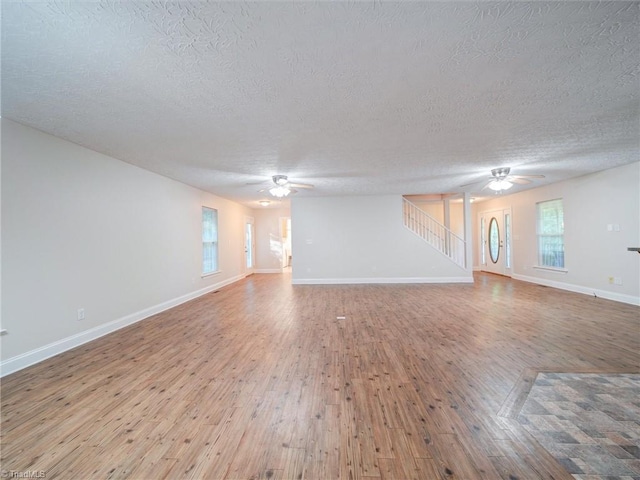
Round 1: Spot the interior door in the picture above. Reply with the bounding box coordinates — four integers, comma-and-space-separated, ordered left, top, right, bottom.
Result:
245, 217, 255, 274
480, 209, 512, 276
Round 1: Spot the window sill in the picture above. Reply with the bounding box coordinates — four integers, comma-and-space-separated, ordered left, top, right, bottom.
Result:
533, 265, 568, 273
202, 270, 221, 278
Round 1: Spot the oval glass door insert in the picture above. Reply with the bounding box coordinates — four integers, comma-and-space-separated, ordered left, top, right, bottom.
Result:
489, 217, 500, 263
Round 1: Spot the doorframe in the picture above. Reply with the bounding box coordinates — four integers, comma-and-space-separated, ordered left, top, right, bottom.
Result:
478, 208, 512, 277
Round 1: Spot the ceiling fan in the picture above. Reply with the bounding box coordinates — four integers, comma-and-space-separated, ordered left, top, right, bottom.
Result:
461, 167, 545, 192
251, 175, 314, 198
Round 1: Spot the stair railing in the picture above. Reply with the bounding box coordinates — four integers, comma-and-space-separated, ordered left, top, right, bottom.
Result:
402, 197, 466, 269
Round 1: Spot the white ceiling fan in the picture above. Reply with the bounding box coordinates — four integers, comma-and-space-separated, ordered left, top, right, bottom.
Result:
251, 175, 314, 198
461, 167, 545, 192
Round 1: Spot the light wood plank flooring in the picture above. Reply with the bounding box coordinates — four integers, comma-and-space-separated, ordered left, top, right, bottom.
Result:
1, 273, 639, 479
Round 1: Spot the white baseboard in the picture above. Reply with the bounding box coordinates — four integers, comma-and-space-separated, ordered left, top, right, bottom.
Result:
512, 273, 640, 306
0, 274, 246, 377
292, 276, 473, 285
254, 269, 284, 274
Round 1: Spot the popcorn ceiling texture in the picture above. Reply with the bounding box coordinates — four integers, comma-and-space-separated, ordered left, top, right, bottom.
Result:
2, 1, 638, 204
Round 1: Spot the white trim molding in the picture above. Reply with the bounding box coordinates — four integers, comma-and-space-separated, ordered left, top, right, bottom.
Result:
532, 265, 569, 273
0, 274, 246, 377
254, 269, 284, 274
512, 273, 640, 306
292, 276, 473, 285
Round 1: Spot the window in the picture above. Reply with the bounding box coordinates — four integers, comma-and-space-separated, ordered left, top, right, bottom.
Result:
505, 213, 511, 269
202, 207, 218, 275
489, 217, 500, 263
537, 199, 564, 268
480, 217, 486, 265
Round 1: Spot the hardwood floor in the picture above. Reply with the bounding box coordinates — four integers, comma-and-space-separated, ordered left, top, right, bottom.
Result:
1, 273, 638, 479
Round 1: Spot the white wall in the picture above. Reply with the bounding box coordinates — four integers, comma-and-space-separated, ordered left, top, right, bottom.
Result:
413, 201, 444, 223
407, 199, 464, 239
252, 206, 291, 273
291, 195, 471, 284
473, 162, 640, 305
450, 202, 464, 239
1, 119, 252, 373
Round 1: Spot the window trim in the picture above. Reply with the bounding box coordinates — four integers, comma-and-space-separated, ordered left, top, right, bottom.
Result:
536, 198, 565, 270
202, 206, 219, 276
201, 271, 221, 279
533, 265, 568, 273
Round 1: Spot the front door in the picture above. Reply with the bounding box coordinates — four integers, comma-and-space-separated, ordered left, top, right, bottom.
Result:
480, 209, 512, 276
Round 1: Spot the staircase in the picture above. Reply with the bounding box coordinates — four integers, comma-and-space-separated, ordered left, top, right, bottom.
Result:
402, 197, 467, 269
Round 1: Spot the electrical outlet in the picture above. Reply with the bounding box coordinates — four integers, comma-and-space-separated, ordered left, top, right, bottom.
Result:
614, 277, 623, 286
77, 308, 85, 321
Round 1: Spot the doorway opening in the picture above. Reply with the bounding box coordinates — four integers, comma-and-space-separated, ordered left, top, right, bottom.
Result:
245, 217, 255, 275
281, 217, 292, 271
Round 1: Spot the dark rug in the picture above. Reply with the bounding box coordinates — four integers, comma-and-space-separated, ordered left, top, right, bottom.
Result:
517, 373, 640, 480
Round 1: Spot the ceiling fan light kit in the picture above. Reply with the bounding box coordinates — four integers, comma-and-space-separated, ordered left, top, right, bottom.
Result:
269, 185, 291, 197
488, 167, 514, 192
488, 179, 513, 192
460, 166, 544, 194
269, 174, 292, 197
256, 174, 314, 198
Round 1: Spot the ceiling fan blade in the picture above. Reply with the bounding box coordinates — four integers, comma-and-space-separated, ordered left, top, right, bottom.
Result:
460, 179, 483, 188
288, 182, 314, 189
511, 174, 545, 179
509, 177, 531, 185
246, 180, 270, 186
461, 176, 498, 188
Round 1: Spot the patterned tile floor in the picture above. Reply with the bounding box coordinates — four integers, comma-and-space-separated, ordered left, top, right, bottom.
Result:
517, 373, 640, 480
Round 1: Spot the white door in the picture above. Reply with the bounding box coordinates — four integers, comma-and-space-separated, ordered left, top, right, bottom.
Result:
480, 209, 512, 276
245, 217, 255, 274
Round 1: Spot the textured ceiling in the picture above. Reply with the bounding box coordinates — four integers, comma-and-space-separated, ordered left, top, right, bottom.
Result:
2, 1, 639, 206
